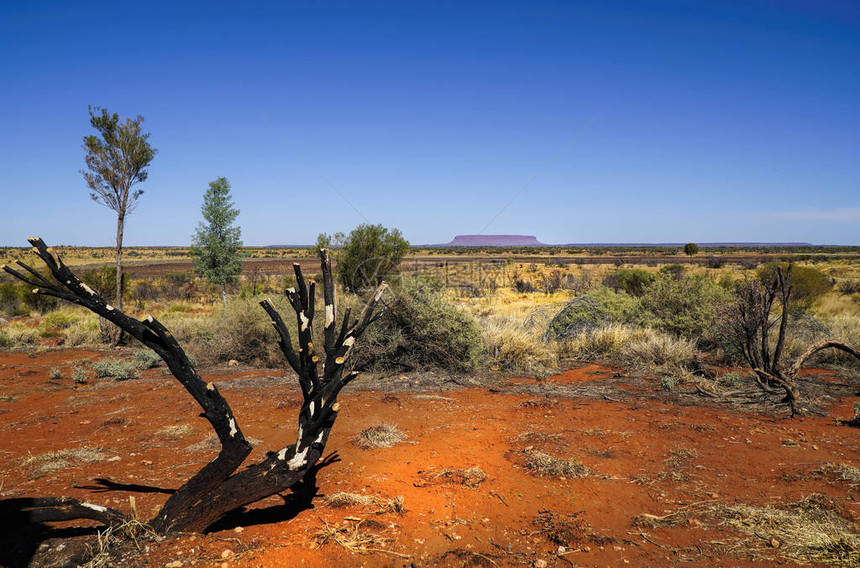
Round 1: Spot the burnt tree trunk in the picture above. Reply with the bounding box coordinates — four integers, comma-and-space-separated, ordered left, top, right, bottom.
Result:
733, 264, 860, 416
2, 238, 386, 534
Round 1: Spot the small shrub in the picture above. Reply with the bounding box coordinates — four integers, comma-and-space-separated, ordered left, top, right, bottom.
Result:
603, 268, 655, 296
71, 366, 88, 384
354, 424, 406, 449
132, 348, 161, 370
835, 279, 860, 295
639, 272, 732, 339
49, 367, 62, 380
549, 287, 640, 339
356, 278, 482, 372
660, 376, 676, 391
91, 358, 139, 380
758, 263, 832, 307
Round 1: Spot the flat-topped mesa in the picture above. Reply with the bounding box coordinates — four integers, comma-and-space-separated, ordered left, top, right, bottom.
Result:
444, 235, 545, 247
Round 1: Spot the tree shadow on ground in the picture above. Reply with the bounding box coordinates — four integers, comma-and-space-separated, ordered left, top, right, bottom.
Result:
0, 453, 338, 567
205, 452, 339, 532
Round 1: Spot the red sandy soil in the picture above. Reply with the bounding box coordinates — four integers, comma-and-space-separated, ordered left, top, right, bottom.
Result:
0, 350, 858, 567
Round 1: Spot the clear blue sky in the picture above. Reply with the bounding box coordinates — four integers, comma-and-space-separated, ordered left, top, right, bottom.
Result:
1, 0, 858, 246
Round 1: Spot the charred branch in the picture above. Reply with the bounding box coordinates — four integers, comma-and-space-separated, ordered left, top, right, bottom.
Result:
2, 240, 387, 535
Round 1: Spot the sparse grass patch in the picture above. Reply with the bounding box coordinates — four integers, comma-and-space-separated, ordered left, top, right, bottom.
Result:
661, 447, 699, 481
432, 467, 487, 487
157, 424, 194, 438
23, 447, 107, 477
325, 492, 405, 514
524, 450, 589, 478
813, 463, 860, 488
534, 509, 613, 547
354, 424, 406, 449
716, 495, 860, 566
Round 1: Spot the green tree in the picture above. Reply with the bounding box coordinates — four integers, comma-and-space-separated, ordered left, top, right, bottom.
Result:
190, 177, 243, 306
81, 106, 156, 313
683, 243, 699, 257
337, 224, 409, 292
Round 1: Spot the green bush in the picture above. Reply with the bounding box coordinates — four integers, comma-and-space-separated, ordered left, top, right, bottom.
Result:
603, 268, 655, 296
548, 287, 640, 339
757, 263, 831, 307
639, 273, 732, 338
353, 277, 482, 372
332, 224, 410, 293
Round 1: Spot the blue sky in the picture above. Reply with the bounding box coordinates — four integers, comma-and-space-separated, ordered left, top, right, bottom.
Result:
1, 0, 858, 246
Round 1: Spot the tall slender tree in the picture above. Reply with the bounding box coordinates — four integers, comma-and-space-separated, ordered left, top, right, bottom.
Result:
81, 106, 156, 313
190, 177, 243, 306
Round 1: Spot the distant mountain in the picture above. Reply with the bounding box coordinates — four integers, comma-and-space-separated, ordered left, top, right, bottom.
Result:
440, 235, 546, 247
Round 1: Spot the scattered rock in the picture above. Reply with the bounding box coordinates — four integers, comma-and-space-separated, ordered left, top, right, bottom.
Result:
228, 359, 239, 366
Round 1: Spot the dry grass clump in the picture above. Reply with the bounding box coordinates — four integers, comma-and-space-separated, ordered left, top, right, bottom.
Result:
557, 324, 648, 361
23, 447, 107, 477
481, 316, 558, 373
813, 463, 860, 488
354, 424, 406, 449
524, 450, 589, 478
313, 519, 392, 555
0, 322, 39, 347
716, 495, 860, 566
622, 328, 697, 369
157, 424, 194, 438
326, 492, 405, 514
433, 467, 487, 487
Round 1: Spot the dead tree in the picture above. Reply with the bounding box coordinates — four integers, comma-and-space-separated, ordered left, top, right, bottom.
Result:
2, 237, 386, 534
732, 264, 860, 415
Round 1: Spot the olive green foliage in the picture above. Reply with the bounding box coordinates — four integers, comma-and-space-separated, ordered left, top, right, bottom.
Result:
0, 272, 60, 316
335, 224, 409, 292
353, 277, 482, 372
639, 272, 732, 338
683, 243, 699, 257
603, 268, 655, 296
190, 177, 243, 304
80, 265, 126, 303
549, 287, 640, 339
758, 263, 831, 307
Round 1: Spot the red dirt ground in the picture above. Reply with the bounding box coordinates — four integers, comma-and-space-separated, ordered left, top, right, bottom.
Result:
0, 350, 858, 567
